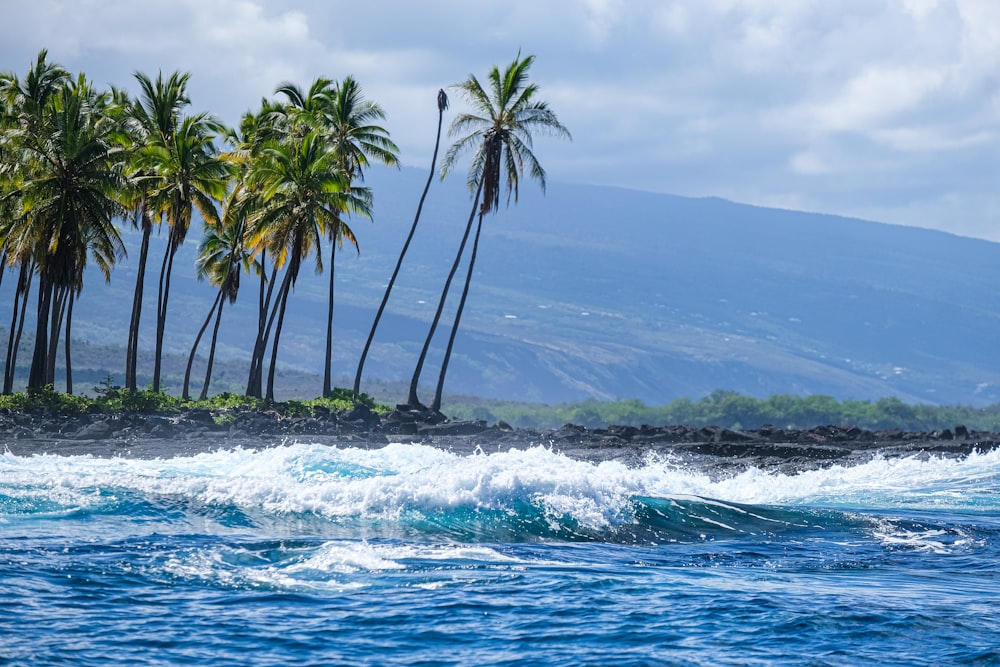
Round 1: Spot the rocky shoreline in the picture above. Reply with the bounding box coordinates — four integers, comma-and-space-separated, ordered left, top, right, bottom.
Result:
2, 405, 997, 471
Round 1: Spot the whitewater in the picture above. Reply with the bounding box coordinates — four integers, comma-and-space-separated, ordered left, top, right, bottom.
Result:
1, 440, 998, 666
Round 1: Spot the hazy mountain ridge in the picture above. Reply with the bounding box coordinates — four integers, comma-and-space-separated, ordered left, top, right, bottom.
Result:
4, 166, 1000, 406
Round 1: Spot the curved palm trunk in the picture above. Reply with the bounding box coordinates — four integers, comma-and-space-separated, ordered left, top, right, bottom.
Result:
125, 219, 152, 391
199, 299, 226, 401
355, 103, 446, 395
432, 211, 485, 412
183, 290, 223, 400
64, 292, 74, 394
153, 242, 178, 393
406, 179, 484, 408
265, 268, 296, 401
323, 240, 338, 396
4, 262, 33, 394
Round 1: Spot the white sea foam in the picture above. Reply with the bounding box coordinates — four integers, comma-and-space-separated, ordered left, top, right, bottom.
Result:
156, 538, 522, 594
1, 443, 999, 529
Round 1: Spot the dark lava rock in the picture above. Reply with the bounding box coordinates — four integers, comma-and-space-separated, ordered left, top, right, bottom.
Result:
417, 420, 489, 437
75, 420, 114, 440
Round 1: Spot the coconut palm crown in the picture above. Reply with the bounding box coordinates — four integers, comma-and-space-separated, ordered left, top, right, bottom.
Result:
442, 52, 571, 216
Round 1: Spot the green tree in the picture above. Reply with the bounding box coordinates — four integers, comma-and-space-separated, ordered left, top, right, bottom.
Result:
4, 68, 127, 391
223, 106, 283, 400
132, 79, 228, 392
410, 53, 570, 411
121, 70, 192, 391
320, 76, 397, 397
244, 129, 367, 400
0, 50, 70, 393
182, 188, 250, 400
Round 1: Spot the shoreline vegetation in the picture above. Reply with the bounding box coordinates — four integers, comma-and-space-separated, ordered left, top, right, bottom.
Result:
4, 382, 1000, 434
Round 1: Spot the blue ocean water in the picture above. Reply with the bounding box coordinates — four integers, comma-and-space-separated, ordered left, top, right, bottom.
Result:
1, 441, 998, 666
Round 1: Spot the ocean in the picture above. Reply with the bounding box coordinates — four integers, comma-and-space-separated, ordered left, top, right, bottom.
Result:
1, 440, 998, 666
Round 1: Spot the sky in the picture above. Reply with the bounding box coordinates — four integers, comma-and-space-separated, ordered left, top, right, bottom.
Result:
3, 0, 1000, 241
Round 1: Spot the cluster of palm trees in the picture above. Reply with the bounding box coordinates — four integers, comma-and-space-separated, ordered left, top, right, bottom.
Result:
1, 49, 568, 409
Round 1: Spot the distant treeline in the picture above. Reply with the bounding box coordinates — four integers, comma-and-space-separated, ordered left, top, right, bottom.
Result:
446, 390, 1000, 432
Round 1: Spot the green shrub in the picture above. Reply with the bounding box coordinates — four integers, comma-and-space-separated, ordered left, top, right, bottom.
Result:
91, 378, 180, 414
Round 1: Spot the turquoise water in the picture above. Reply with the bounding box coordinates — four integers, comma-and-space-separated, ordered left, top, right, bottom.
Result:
1, 442, 998, 665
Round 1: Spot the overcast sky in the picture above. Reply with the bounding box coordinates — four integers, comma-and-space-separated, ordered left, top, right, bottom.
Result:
3, 0, 999, 240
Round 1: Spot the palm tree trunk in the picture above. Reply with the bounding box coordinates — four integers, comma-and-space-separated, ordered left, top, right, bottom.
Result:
355, 102, 446, 396
199, 299, 226, 401
64, 292, 74, 394
152, 242, 175, 393
406, 179, 484, 408
246, 260, 278, 398
46, 285, 68, 386
125, 220, 152, 391
323, 240, 337, 397
432, 211, 485, 412
183, 290, 223, 400
265, 269, 295, 401
4, 262, 32, 394
28, 273, 54, 390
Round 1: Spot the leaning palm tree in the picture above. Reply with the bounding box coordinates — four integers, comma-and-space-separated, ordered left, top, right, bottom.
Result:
355, 88, 447, 396
222, 105, 284, 399
409, 53, 570, 411
182, 188, 250, 400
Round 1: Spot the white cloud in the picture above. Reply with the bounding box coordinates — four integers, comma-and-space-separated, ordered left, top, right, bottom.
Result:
2, 0, 1000, 240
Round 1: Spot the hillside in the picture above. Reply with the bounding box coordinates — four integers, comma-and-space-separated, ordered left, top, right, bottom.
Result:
3, 166, 1000, 406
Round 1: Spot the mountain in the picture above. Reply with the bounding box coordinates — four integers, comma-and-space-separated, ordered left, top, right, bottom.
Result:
4, 165, 1000, 406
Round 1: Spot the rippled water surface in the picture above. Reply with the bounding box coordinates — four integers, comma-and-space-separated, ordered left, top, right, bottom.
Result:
2, 442, 999, 665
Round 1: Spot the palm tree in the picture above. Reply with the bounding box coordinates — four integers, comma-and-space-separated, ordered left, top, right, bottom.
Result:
0, 50, 70, 392
355, 88, 447, 396
320, 75, 397, 396
244, 129, 369, 400
10, 72, 128, 390
182, 188, 249, 400
238, 83, 333, 399
221, 105, 284, 400
411, 53, 570, 411
122, 70, 192, 392
254, 77, 392, 398
135, 104, 228, 393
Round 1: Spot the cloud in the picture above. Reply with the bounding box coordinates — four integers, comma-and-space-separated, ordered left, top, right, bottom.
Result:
2, 0, 1000, 240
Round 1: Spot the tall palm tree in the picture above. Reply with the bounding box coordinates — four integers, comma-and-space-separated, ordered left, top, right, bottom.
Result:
238, 84, 334, 399
135, 106, 228, 392
411, 53, 570, 411
244, 129, 369, 400
256, 76, 392, 398
0, 50, 70, 392
320, 75, 397, 396
355, 88, 447, 396
10, 73, 128, 390
122, 70, 192, 391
